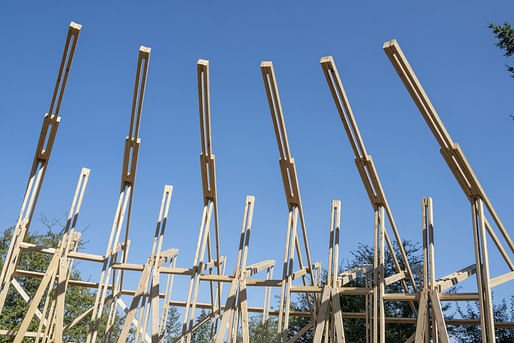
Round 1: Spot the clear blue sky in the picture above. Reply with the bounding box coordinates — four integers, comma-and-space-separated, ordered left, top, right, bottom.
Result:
1, 1, 513, 315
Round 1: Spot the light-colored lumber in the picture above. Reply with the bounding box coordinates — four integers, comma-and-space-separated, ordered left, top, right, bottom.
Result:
88, 45, 150, 343
490, 270, 514, 288
430, 291, 450, 343
414, 291, 428, 343
0, 21, 82, 316
321, 55, 418, 294
313, 286, 332, 342
435, 264, 476, 292
384, 39, 512, 255
15, 168, 89, 343
338, 264, 373, 286
260, 60, 317, 341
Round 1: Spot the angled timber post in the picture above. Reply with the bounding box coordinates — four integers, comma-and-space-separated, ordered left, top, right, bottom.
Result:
320, 56, 418, 293
320, 56, 419, 340
180, 59, 224, 343
384, 39, 514, 343
260, 61, 317, 343
87, 46, 150, 343
0, 21, 81, 316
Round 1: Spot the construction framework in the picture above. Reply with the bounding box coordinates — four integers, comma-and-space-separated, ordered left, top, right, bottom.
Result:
1, 22, 513, 343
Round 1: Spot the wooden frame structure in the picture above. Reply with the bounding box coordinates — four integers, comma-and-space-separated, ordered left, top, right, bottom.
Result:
1, 23, 513, 343
384, 39, 514, 343
260, 61, 321, 342
86, 45, 151, 343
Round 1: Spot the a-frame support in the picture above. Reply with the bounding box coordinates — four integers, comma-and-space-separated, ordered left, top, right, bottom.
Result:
216, 196, 254, 343
215, 196, 276, 343
117, 185, 176, 343
87, 45, 151, 343
260, 61, 317, 342
0, 21, 82, 316
313, 201, 346, 343
384, 39, 514, 343
413, 198, 450, 343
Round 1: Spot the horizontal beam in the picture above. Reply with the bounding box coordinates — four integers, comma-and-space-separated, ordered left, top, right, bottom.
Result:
435, 264, 476, 292
339, 264, 373, 285
290, 286, 373, 295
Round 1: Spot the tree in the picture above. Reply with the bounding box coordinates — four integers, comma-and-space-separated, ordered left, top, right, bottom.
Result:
248, 315, 278, 342
163, 306, 182, 342
489, 22, 514, 78
0, 217, 122, 342
190, 309, 211, 343
452, 296, 514, 342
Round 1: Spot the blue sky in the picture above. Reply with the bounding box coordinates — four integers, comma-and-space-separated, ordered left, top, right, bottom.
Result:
1, 1, 513, 316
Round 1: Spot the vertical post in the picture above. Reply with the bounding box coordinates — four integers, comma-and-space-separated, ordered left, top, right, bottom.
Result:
427, 198, 438, 343
260, 61, 317, 341
421, 198, 430, 342
379, 206, 385, 343
471, 199, 496, 342
373, 209, 379, 343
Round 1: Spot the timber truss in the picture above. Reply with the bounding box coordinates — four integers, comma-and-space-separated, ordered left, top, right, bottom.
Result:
1, 22, 513, 343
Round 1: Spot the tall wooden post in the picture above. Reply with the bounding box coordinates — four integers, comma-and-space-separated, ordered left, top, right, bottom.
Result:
0, 22, 81, 315
260, 61, 317, 342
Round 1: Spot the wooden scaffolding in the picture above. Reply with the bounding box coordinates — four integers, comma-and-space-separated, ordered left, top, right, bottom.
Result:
1, 22, 513, 343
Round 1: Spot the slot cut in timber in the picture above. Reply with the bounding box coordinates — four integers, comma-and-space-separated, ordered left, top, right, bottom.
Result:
320, 56, 419, 326
87, 46, 150, 343
384, 39, 514, 343
179, 59, 224, 343
260, 61, 317, 342
0, 21, 82, 318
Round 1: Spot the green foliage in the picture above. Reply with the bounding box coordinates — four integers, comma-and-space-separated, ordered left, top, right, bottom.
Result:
0, 218, 122, 342
452, 296, 514, 342
190, 309, 211, 343
488, 22, 514, 77
248, 315, 278, 342
162, 306, 182, 342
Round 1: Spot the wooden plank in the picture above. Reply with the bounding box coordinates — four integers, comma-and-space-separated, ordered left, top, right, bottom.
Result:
313, 286, 332, 342
384, 271, 406, 286
117, 263, 152, 342
338, 264, 373, 286
0, 21, 82, 315
242, 260, 275, 278
435, 264, 476, 292
490, 270, 514, 288
383, 39, 513, 256
430, 291, 449, 343
320, 56, 418, 299
116, 298, 151, 343
260, 61, 318, 338
331, 287, 346, 342
414, 291, 428, 343
215, 279, 239, 343
10, 279, 46, 326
